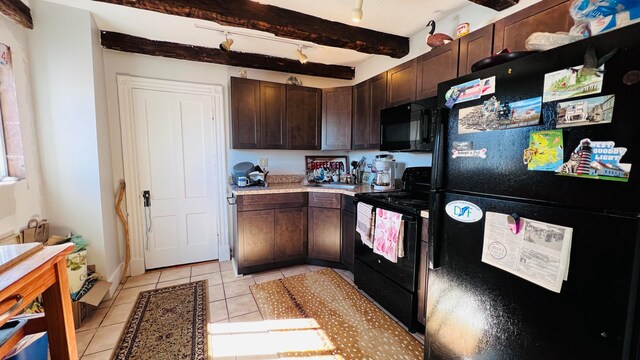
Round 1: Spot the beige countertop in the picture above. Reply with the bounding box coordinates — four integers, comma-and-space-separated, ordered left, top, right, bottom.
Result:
230, 182, 391, 196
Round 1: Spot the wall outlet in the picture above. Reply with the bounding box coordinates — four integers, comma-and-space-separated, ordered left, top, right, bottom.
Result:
259, 157, 268, 168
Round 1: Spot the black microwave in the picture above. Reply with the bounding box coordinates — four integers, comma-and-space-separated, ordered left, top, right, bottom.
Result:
380, 98, 437, 152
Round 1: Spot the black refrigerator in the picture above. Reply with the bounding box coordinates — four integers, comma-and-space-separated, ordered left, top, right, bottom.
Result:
426, 23, 640, 360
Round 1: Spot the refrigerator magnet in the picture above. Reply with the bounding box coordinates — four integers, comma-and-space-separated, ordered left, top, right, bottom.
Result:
445, 200, 483, 223
445, 79, 482, 106
543, 65, 604, 103
498, 97, 542, 130
556, 138, 631, 182
623, 70, 640, 85
452, 141, 473, 151
525, 130, 564, 171
457, 97, 500, 134
507, 213, 522, 234
452, 148, 487, 159
556, 95, 615, 128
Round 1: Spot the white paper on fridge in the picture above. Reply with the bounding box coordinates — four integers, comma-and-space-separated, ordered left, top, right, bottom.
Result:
481, 212, 573, 293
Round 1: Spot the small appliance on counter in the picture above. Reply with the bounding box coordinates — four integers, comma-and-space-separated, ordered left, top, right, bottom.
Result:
231, 162, 268, 187
372, 154, 396, 190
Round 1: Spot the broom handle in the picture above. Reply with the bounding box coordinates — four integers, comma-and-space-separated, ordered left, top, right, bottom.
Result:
116, 180, 131, 284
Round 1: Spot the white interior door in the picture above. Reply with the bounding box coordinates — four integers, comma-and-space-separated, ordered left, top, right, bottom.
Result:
132, 88, 219, 269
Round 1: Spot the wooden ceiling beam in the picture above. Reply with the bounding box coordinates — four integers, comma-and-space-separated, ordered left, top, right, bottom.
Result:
101, 31, 355, 80
0, 0, 33, 29
468, 0, 519, 11
92, 0, 409, 58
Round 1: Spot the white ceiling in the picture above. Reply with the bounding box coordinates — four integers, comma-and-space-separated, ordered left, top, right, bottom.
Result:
43, 0, 469, 67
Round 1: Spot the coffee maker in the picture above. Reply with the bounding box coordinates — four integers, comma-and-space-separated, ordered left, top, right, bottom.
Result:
372, 155, 396, 190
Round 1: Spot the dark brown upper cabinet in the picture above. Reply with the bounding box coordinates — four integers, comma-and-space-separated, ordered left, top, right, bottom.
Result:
231, 78, 286, 149
493, 0, 573, 54
260, 81, 287, 149
322, 86, 353, 150
352, 72, 386, 150
387, 59, 417, 107
231, 77, 261, 149
458, 24, 495, 77
352, 80, 370, 150
369, 73, 386, 148
416, 40, 460, 100
287, 85, 322, 150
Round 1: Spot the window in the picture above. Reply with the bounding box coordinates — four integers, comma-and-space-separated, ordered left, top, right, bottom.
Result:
0, 42, 25, 181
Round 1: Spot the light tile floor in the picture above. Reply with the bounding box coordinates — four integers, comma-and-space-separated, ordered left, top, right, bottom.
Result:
75, 261, 424, 359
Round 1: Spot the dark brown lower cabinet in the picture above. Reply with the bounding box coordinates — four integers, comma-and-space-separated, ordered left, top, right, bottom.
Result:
275, 207, 308, 261
340, 195, 356, 272
237, 209, 275, 267
234, 193, 307, 274
341, 208, 356, 272
308, 206, 341, 262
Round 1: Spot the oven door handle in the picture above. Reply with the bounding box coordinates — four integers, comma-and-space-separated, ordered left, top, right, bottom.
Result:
401, 214, 418, 223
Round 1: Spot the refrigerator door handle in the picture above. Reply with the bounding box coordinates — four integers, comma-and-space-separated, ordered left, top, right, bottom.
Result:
428, 191, 442, 270
431, 108, 446, 190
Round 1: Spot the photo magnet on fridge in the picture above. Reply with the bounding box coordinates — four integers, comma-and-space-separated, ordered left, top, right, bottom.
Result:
556, 138, 631, 182
452, 141, 473, 151
543, 65, 604, 102
481, 76, 496, 95
556, 95, 615, 128
524, 130, 564, 171
498, 97, 542, 130
457, 96, 500, 134
445, 79, 482, 104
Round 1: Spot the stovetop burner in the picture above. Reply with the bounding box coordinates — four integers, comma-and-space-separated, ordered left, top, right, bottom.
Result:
355, 167, 432, 216
356, 190, 429, 215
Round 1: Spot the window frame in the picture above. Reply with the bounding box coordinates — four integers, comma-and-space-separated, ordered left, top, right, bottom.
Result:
0, 101, 7, 179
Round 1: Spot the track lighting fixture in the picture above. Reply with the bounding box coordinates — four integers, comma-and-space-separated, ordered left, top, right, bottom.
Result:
295, 45, 308, 64
219, 31, 234, 52
195, 24, 315, 63
352, 0, 364, 23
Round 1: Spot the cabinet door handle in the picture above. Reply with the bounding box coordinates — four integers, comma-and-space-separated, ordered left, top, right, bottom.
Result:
0, 294, 24, 322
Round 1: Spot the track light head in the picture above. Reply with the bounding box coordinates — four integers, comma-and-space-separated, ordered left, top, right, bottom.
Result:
219, 32, 234, 52
352, 0, 364, 23
295, 46, 308, 64
351, 8, 363, 22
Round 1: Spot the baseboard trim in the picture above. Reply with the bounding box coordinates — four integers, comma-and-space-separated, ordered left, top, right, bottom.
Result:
218, 244, 231, 261
107, 262, 124, 298
130, 257, 145, 276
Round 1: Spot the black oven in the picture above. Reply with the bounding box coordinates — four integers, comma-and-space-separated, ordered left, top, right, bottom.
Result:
353, 167, 431, 333
380, 96, 438, 152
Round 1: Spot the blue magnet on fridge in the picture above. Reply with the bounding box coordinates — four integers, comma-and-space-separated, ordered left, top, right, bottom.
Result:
507, 213, 521, 234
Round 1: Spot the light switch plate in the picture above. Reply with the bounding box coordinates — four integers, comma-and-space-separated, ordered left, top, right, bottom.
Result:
259, 157, 268, 168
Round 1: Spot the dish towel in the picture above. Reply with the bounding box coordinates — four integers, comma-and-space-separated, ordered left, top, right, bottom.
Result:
373, 208, 405, 263
356, 202, 375, 248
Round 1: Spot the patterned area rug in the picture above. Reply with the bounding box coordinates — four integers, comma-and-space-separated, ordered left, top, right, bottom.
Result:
113, 281, 208, 360
250, 268, 423, 359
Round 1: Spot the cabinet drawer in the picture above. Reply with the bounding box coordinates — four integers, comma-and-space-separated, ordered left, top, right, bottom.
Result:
238, 192, 307, 211
308, 193, 341, 208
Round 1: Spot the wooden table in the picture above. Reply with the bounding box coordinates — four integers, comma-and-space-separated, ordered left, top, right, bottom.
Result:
0, 244, 78, 360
